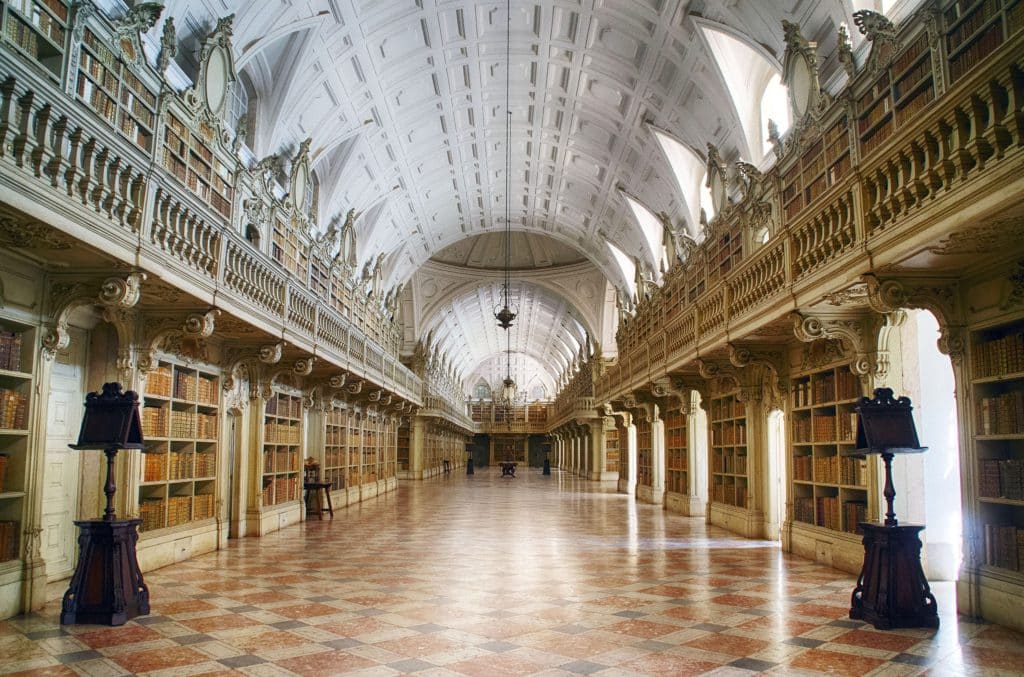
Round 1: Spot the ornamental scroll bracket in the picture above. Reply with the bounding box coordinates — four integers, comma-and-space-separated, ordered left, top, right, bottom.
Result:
695, 358, 742, 396
602, 403, 632, 429
780, 19, 829, 154
853, 9, 899, 78
862, 273, 965, 364
651, 377, 691, 415
43, 272, 147, 361
727, 343, 785, 409
139, 308, 221, 373
791, 310, 876, 378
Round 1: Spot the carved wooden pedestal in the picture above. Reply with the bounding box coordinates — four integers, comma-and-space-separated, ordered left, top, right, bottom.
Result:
60, 518, 149, 626
850, 523, 938, 630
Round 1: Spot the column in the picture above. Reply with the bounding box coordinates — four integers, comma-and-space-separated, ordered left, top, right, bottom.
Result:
626, 421, 637, 496
650, 405, 665, 505
589, 421, 607, 481
409, 416, 425, 480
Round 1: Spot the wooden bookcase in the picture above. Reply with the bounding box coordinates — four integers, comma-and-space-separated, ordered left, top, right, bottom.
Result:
271, 214, 309, 282
665, 402, 688, 495
397, 422, 410, 472
707, 222, 743, 282
636, 418, 652, 488
323, 406, 346, 491
781, 115, 851, 223
261, 392, 301, 506
161, 112, 234, 219
76, 27, 157, 152
138, 360, 219, 532
605, 427, 619, 473
789, 365, 868, 534
944, 0, 1023, 85
709, 393, 747, 508
969, 318, 1024, 575
0, 319, 33, 564
346, 412, 362, 488
857, 30, 935, 159
1, 0, 68, 80
362, 414, 378, 484
383, 418, 396, 479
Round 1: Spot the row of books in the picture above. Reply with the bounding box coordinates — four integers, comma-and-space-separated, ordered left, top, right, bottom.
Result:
21, 2, 65, 45
0, 330, 24, 371
711, 398, 745, 420
794, 496, 841, 530
263, 450, 299, 474
893, 56, 933, 102
978, 458, 1024, 500
0, 520, 17, 561
949, 22, 1003, 82
945, 0, 1001, 53
895, 85, 936, 127
860, 119, 894, 157
262, 476, 299, 505
0, 389, 27, 430
146, 367, 173, 398
976, 390, 1024, 435
974, 330, 1024, 378
858, 72, 891, 110
264, 422, 300, 445
983, 523, 1024, 571
666, 450, 688, 470
712, 423, 747, 445
892, 33, 930, 77
711, 481, 747, 507
793, 370, 861, 407
266, 395, 302, 418
712, 452, 747, 475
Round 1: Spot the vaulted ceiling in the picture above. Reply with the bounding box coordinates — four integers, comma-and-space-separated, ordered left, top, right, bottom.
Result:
159, 0, 887, 396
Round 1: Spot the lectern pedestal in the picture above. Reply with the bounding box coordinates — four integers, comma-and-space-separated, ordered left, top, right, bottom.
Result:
849, 523, 938, 630
60, 518, 149, 626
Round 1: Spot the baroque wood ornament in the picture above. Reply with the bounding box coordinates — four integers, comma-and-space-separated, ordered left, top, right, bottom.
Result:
780, 20, 830, 153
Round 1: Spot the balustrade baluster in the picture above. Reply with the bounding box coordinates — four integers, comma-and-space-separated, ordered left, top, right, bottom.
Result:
13, 90, 34, 166
0, 77, 18, 154
46, 114, 69, 188
30, 103, 53, 177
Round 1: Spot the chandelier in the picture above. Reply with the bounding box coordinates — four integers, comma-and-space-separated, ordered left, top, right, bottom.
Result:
493, 0, 517, 331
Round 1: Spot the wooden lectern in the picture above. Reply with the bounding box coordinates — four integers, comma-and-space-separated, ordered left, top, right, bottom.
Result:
845, 388, 938, 630
61, 383, 150, 626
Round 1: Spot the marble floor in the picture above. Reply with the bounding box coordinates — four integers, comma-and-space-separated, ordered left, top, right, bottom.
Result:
1, 468, 1022, 676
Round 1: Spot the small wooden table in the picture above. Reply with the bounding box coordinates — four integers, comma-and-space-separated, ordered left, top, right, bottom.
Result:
304, 481, 334, 519
500, 462, 516, 477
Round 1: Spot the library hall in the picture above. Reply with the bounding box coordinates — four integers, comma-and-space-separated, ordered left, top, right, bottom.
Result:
1, 0, 1024, 674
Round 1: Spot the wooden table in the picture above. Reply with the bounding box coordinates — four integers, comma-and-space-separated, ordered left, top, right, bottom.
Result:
304, 481, 334, 519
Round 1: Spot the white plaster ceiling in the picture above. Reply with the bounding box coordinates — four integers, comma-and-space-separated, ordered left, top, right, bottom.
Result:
160, 0, 870, 392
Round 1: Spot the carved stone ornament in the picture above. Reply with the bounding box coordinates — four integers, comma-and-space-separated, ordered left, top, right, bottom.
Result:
800, 338, 848, 372
113, 2, 162, 66
853, 9, 899, 77
705, 143, 729, 217
289, 138, 312, 215
791, 310, 873, 376
259, 341, 284, 364
157, 17, 177, 75
1001, 261, 1024, 311
781, 20, 824, 124
927, 217, 1024, 256
293, 356, 316, 376
0, 213, 75, 249
43, 273, 147, 360
346, 379, 364, 395
328, 373, 348, 389
838, 23, 856, 80
180, 15, 236, 124
863, 273, 964, 362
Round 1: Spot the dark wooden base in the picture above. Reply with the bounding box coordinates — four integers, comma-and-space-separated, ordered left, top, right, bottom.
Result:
850, 523, 938, 630
61, 518, 149, 626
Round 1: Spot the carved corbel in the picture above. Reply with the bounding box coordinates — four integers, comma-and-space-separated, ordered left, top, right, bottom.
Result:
346, 379, 364, 395
43, 272, 146, 361
863, 273, 964, 364
728, 343, 785, 409
259, 341, 284, 364
140, 308, 220, 372
650, 377, 690, 414
293, 356, 316, 376
695, 358, 741, 394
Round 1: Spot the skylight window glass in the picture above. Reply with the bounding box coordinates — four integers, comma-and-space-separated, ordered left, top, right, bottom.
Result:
651, 129, 702, 237
624, 195, 662, 266
607, 241, 636, 299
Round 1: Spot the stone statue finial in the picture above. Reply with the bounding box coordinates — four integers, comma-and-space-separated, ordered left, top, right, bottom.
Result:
837, 22, 856, 79
157, 16, 177, 74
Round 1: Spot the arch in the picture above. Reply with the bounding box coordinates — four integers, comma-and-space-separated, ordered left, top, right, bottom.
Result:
695, 19, 787, 163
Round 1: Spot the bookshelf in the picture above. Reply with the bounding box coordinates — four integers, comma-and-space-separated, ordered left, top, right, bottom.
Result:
76, 27, 157, 152
857, 30, 935, 159
789, 365, 868, 534
636, 418, 652, 488
161, 112, 234, 219
261, 392, 301, 507
605, 426, 619, 474
362, 414, 378, 484
969, 319, 1024, 574
782, 116, 851, 223
665, 402, 688, 495
944, 0, 1023, 85
323, 406, 346, 491
138, 360, 219, 533
709, 393, 747, 508
383, 418, 396, 479
271, 214, 309, 282
397, 421, 410, 472
1, 0, 68, 80
347, 411, 362, 488
0, 320, 32, 564
707, 222, 743, 281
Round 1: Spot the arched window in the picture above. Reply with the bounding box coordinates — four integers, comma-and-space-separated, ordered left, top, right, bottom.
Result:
760, 73, 790, 155
226, 71, 257, 148
474, 380, 491, 401
649, 127, 702, 239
